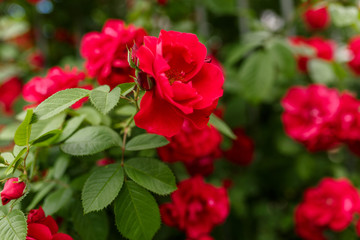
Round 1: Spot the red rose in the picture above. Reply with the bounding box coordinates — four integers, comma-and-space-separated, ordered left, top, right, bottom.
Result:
347, 36, 360, 75
160, 176, 229, 239
334, 92, 360, 141
0, 77, 22, 115
302, 5, 330, 31
23, 66, 87, 107
157, 120, 222, 176
28, 51, 45, 71
96, 158, 115, 166
289, 37, 334, 72
295, 178, 360, 240
134, 30, 224, 137
1, 178, 26, 205
224, 128, 254, 166
80, 19, 147, 88
281, 84, 340, 151
27, 207, 73, 240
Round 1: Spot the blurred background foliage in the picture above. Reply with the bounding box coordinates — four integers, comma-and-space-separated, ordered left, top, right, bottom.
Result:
2, 0, 360, 239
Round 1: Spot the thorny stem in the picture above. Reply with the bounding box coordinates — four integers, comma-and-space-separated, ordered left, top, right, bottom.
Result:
121, 127, 129, 167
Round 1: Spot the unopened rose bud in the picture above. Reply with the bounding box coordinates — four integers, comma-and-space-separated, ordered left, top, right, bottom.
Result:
128, 44, 139, 69
1, 178, 26, 205
136, 71, 155, 91
96, 158, 115, 166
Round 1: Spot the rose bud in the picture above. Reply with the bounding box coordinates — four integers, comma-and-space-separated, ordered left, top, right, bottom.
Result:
1, 178, 26, 205
136, 71, 155, 91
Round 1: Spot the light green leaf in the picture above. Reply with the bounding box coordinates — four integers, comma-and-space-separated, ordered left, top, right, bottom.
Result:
56, 115, 85, 142
73, 204, 109, 240
30, 129, 62, 147
0, 209, 27, 240
114, 181, 160, 240
90, 85, 121, 115
53, 155, 69, 180
268, 40, 296, 77
0, 124, 19, 141
14, 109, 33, 146
238, 50, 275, 103
118, 82, 136, 96
34, 88, 90, 120
82, 164, 124, 213
209, 114, 236, 139
60, 126, 122, 156
126, 134, 169, 151
29, 113, 66, 142
76, 107, 102, 125
5, 148, 26, 175
308, 59, 335, 84
330, 4, 359, 27
43, 188, 72, 215
124, 158, 176, 195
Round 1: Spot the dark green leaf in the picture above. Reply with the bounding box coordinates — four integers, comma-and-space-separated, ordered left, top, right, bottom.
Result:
209, 114, 236, 139
114, 181, 160, 240
56, 115, 85, 142
126, 134, 169, 151
43, 188, 72, 215
124, 158, 176, 195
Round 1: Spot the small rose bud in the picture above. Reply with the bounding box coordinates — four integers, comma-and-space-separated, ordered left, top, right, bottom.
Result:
1, 177, 26, 205
136, 71, 155, 91
96, 158, 115, 166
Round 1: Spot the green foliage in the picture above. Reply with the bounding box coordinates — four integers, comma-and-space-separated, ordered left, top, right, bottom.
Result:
30, 129, 62, 147
0, 210, 27, 240
329, 4, 359, 27
90, 85, 121, 115
114, 181, 160, 240
118, 82, 136, 96
308, 59, 336, 84
29, 113, 66, 143
209, 114, 236, 139
56, 115, 85, 142
34, 88, 90, 120
124, 158, 176, 195
82, 164, 124, 213
43, 188, 72, 215
60, 126, 122, 156
126, 133, 169, 151
14, 109, 33, 146
5, 147, 26, 175
73, 204, 109, 240
27, 182, 57, 211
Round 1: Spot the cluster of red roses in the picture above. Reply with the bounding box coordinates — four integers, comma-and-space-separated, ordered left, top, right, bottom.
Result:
295, 178, 360, 240
281, 84, 360, 153
0, 178, 72, 239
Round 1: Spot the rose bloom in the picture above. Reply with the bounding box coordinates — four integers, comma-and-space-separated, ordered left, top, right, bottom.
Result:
281, 84, 340, 151
1, 178, 25, 205
0, 77, 22, 115
23, 66, 88, 108
302, 5, 330, 31
27, 207, 73, 240
158, 120, 222, 176
134, 30, 224, 137
289, 36, 334, 72
80, 19, 146, 88
295, 178, 360, 240
224, 128, 254, 166
160, 176, 230, 239
347, 36, 360, 75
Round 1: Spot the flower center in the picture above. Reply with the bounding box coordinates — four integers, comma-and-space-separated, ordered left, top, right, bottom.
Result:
165, 69, 185, 85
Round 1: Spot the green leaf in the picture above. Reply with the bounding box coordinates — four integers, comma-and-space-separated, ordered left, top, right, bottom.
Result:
76, 107, 102, 125
308, 59, 336, 84
126, 134, 169, 151
60, 126, 122, 156
118, 82, 136, 96
14, 109, 33, 146
209, 114, 236, 139
124, 158, 176, 195
56, 115, 85, 142
268, 40, 296, 77
5, 148, 26, 175
0, 209, 27, 240
329, 4, 359, 27
30, 129, 62, 147
90, 85, 121, 115
73, 204, 109, 240
238, 50, 275, 103
29, 113, 65, 143
34, 88, 90, 120
43, 188, 72, 215
114, 181, 160, 240
0, 123, 19, 141
82, 164, 124, 213
27, 182, 56, 211
53, 155, 69, 180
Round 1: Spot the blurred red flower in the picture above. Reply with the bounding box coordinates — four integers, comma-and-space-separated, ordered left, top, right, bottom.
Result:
134, 30, 224, 137
224, 128, 254, 166
302, 5, 330, 31
158, 120, 222, 176
96, 158, 115, 166
23, 66, 88, 108
160, 176, 230, 239
295, 178, 360, 239
347, 36, 360, 75
0, 77, 22, 115
281, 84, 340, 151
289, 36, 334, 73
80, 19, 146, 88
